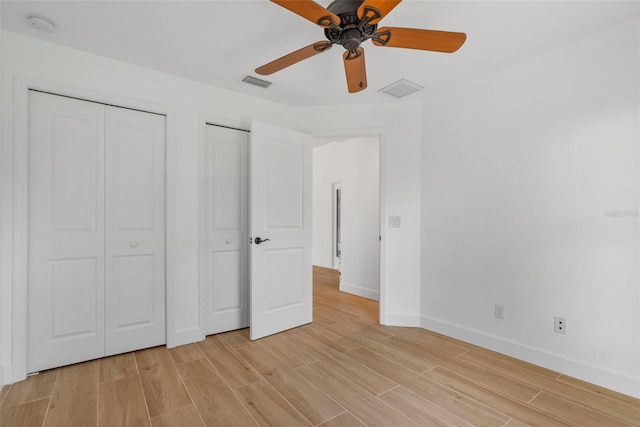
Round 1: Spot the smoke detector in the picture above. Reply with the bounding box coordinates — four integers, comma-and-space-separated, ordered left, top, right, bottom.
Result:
26, 14, 56, 33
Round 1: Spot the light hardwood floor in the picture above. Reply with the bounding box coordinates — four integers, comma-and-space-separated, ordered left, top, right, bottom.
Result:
1, 266, 639, 426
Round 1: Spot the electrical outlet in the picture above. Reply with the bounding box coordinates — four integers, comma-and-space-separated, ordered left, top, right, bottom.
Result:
495, 304, 504, 320
554, 316, 566, 334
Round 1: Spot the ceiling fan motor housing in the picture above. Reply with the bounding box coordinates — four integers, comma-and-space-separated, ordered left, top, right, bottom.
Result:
325, 0, 378, 51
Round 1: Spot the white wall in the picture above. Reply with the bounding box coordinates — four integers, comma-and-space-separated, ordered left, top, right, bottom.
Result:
0, 6, 4, 388
313, 138, 380, 300
420, 17, 640, 397
0, 31, 296, 385
0, 31, 422, 387
312, 143, 340, 269
297, 102, 422, 326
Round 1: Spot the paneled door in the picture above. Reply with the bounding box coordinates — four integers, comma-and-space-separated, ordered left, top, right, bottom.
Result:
104, 106, 166, 356
28, 92, 107, 371
28, 91, 165, 372
249, 120, 312, 340
204, 124, 249, 335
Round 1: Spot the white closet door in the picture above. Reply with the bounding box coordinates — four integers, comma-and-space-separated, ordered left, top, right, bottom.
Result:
204, 125, 249, 335
104, 106, 166, 355
28, 91, 107, 372
28, 92, 166, 372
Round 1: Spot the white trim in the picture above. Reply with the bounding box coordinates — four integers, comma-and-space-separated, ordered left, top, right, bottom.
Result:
384, 312, 421, 327
172, 327, 204, 348
164, 102, 178, 349
331, 182, 342, 271
6, 75, 178, 383
0, 21, 4, 387
339, 281, 379, 301
637, 21, 640, 395
421, 314, 640, 399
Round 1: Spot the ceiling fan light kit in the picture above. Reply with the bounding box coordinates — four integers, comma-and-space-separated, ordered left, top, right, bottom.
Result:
256, 0, 466, 94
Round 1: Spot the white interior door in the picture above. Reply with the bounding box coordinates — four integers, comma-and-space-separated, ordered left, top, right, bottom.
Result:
204, 125, 249, 335
104, 106, 166, 355
249, 120, 312, 340
28, 91, 106, 372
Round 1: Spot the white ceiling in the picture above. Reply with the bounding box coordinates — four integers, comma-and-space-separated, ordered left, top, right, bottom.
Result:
2, 1, 638, 107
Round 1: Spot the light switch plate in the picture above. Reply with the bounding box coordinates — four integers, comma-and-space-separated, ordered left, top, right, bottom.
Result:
389, 216, 401, 228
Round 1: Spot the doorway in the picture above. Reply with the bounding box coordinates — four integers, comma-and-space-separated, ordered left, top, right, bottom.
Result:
332, 182, 342, 270
201, 121, 314, 341
312, 136, 381, 304
199, 124, 382, 340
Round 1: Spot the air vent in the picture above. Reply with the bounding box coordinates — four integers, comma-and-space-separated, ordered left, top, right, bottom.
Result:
378, 79, 424, 99
243, 75, 272, 89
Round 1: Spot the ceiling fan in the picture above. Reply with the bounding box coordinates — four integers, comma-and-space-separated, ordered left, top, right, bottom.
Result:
255, 0, 467, 93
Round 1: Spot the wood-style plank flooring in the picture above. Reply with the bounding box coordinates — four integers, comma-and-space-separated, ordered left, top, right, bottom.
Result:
2, 266, 639, 426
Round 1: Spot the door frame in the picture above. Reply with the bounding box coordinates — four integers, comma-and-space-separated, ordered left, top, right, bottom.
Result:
197, 122, 386, 334
4, 76, 176, 384
331, 182, 342, 270
313, 129, 386, 324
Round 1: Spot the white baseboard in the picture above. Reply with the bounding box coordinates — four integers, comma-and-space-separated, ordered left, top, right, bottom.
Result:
169, 327, 204, 349
0, 363, 22, 387
420, 314, 640, 399
339, 281, 379, 301
382, 312, 421, 327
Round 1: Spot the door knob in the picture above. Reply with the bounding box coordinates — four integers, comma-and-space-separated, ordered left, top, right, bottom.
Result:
130, 242, 138, 248
254, 237, 271, 245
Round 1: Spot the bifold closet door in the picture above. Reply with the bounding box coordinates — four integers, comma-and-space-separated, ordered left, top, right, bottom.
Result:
204, 124, 249, 335
104, 106, 165, 356
28, 91, 165, 373
28, 92, 107, 372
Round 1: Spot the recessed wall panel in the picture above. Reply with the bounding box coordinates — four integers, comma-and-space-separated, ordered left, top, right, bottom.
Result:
52, 114, 99, 231
214, 139, 243, 231
113, 126, 154, 231
50, 258, 99, 338
212, 251, 242, 312
265, 248, 303, 312
265, 140, 303, 229
112, 255, 155, 328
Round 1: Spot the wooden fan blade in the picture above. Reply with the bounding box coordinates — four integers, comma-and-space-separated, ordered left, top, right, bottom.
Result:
372, 27, 466, 53
357, 0, 402, 25
256, 41, 332, 75
343, 48, 367, 93
271, 0, 340, 28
